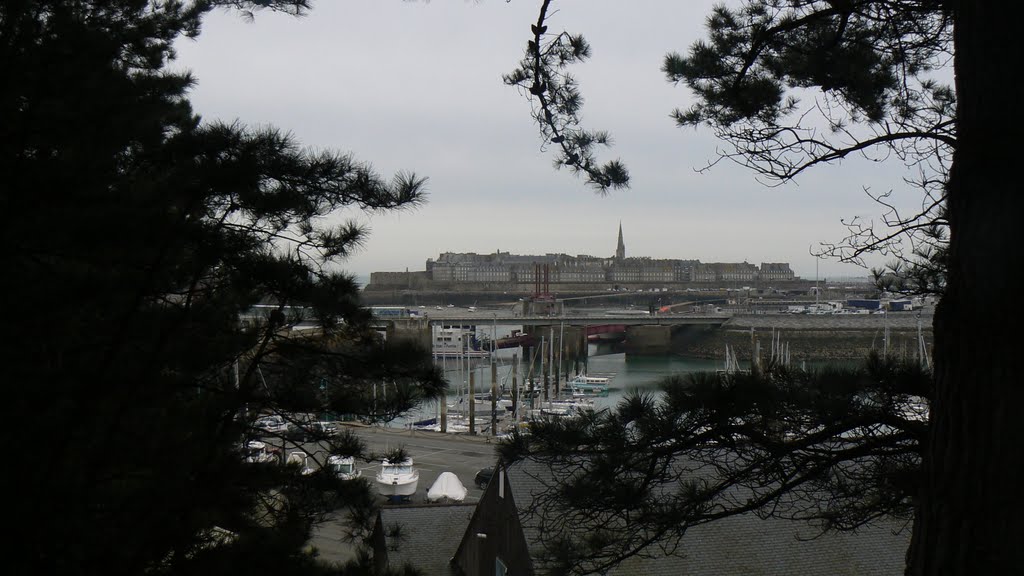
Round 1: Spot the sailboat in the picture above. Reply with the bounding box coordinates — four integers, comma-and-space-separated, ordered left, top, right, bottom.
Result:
718, 343, 748, 375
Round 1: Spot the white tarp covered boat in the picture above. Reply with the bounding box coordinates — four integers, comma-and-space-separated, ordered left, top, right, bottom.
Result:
426, 471, 467, 502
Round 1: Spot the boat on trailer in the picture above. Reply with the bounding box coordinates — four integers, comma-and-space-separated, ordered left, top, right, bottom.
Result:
328, 455, 362, 480
375, 458, 419, 499
242, 440, 278, 464
286, 451, 316, 475
426, 471, 468, 502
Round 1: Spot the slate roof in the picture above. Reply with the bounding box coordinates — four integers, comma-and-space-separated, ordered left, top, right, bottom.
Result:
378, 503, 476, 576
506, 458, 910, 576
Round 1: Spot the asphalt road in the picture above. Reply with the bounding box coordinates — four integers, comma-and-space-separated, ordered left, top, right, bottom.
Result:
261, 423, 502, 499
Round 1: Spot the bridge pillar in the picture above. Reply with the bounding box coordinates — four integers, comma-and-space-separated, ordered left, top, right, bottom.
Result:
387, 318, 432, 350
519, 324, 586, 396
554, 325, 584, 389
624, 325, 672, 355
560, 325, 586, 377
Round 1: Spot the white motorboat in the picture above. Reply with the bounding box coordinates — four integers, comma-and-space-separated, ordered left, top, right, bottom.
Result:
569, 374, 611, 385
529, 397, 596, 420
243, 440, 277, 464
375, 458, 419, 498
327, 455, 362, 480
566, 373, 612, 395
548, 397, 595, 411
286, 451, 316, 475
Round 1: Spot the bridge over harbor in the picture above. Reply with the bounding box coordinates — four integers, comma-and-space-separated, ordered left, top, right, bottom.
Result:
419, 312, 730, 327
375, 311, 731, 357
245, 304, 930, 333
381, 307, 933, 356
246, 303, 932, 356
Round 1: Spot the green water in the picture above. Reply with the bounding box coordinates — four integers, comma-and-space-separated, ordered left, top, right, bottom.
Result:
588, 352, 721, 388
579, 352, 720, 410
397, 346, 838, 426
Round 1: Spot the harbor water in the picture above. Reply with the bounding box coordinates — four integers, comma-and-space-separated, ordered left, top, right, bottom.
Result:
393, 344, 733, 430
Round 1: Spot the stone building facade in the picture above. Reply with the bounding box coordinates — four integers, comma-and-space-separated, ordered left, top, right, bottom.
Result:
370, 227, 795, 290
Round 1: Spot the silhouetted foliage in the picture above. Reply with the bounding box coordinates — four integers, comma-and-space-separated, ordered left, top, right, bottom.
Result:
500, 354, 929, 574
3, 2, 443, 574
512, 2, 1023, 573
664, 0, 954, 293
504, 0, 629, 193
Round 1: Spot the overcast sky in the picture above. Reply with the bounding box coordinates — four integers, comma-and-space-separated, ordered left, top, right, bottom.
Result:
173, 0, 927, 281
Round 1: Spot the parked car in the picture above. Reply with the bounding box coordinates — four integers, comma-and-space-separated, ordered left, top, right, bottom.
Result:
474, 467, 494, 489
282, 423, 305, 441
254, 415, 289, 435
283, 420, 338, 442
314, 421, 337, 436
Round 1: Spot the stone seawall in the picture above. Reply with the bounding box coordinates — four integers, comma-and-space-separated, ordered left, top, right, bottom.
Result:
671, 316, 933, 361
675, 328, 931, 361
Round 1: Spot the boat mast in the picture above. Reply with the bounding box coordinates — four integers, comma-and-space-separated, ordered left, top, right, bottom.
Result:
557, 321, 564, 396
918, 313, 931, 370
512, 352, 519, 427
883, 308, 889, 357
815, 258, 819, 307
540, 334, 547, 401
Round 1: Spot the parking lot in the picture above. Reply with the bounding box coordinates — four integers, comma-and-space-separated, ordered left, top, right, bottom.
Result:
294, 424, 502, 565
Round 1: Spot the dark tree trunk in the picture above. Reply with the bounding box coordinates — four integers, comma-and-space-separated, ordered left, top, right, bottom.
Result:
908, 1, 1024, 573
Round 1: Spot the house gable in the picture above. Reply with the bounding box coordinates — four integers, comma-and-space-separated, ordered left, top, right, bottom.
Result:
452, 463, 534, 576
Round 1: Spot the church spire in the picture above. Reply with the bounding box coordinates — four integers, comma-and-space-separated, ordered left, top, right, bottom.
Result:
615, 222, 625, 259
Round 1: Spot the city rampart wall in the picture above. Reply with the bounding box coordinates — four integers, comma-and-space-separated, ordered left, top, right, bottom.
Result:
671, 323, 932, 361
